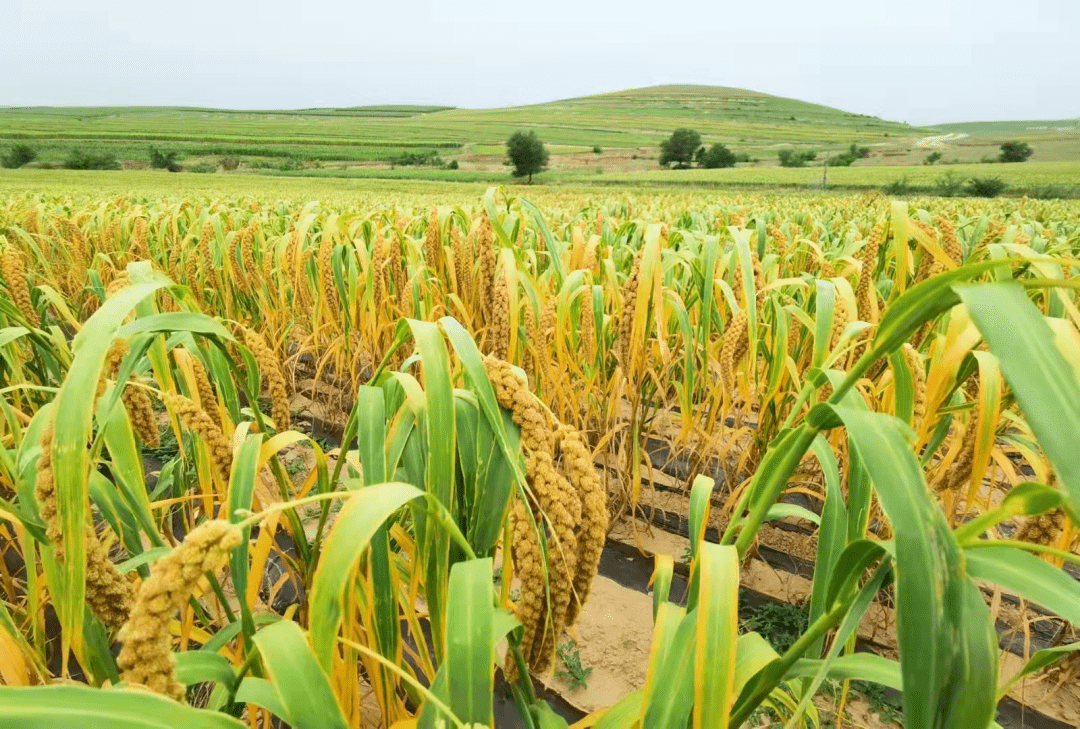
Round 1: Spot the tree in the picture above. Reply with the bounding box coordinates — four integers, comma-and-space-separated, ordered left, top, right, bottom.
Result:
506, 131, 549, 183
699, 143, 737, 169
1, 144, 37, 169
999, 141, 1033, 163
778, 149, 817, 168
659, 128, 701, 168
150, 147, 182, 172
925, 151, 943, 165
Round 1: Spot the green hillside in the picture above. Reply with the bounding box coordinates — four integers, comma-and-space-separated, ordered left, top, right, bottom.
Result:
0, 85, 923, 169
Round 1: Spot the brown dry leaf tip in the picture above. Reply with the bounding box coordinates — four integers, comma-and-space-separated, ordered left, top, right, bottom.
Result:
165, 392, 233, 482
1016, 509, 1067, 547
34, 419, 134, 632
856, 223, 884, 322
424, 208, 442, 272
720, 308, 748, 395
902, 344, 926, 435
0, 244, 39, 326
118, 520, 242, 701
237, 326, 290, 432
489, 271, 510, 360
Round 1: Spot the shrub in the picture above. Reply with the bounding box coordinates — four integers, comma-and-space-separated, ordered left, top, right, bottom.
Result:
882, 177, 911, 195
444, 160, 459, 170
698, 143, 737, 169
1, 144, 37, 169
925, 151, 943, 165
999, 141, 1034, 163
389, 150, 444, 167
506, 131, 549, 183
935, 171, 965, 197
659, 129, 701, 168
966, 176, 1007, 198
220, 156, 241, 171
849, 143, 870, 159
188, 162, 217, 174
149, 148, 182, 172
278, 157, 303, 171
778, 149, 817, 168
592, 145, 602, 154
64, 148, 121, 170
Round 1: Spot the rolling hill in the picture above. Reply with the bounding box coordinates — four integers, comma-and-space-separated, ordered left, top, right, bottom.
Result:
0, 85, 923, 168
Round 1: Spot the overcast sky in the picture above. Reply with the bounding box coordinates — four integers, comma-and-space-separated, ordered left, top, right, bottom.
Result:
3, 0, 1078, 125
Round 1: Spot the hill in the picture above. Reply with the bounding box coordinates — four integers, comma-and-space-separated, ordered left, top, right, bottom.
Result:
0, 85, 923, 170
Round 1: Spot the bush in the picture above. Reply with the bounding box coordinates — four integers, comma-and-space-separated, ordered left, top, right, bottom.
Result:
999, 141, 1033, 163
659, 128, 701, 168
698, 143, 737, 169
966, 176, 1007, 198
778, 149, 817, 168
924, 151, 942, 165
592, 145, 602, 154
935, 171, 965, 197
188, 162, 217, 174
389, 150, 444, 167
149, 147, 182, 172
882, 177, 911, 195
1024, 185, 1078, 200
278, 157, 304, 171
220, 156, 241, 171
64, 148, 121, 170
444, 160, 459, 170
1, 144, 37, 169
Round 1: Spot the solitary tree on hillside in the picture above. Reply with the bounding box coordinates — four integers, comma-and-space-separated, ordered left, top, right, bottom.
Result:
506, 131, 549, 183
659, 128, 702, 168
999, 141, 1033, 163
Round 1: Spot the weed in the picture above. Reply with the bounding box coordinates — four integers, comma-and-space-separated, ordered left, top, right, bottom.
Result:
555, 639, 592, 690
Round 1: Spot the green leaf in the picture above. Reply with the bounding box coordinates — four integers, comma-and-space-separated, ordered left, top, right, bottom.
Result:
959, 282, 1080, 513
693, 544, 739, 729
445, 558, 495, 726
234, 677, 289, 721
829, 405, 997, 729
308, 482, 427, 671
175, 651, 235, 688
0, 685, 245, 729
253, 620, 348, 729
966, 545, 1080, 626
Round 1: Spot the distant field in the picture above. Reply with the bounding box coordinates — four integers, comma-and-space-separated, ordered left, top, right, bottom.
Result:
4, 159, 1077, 199
581, 160, 1080, 195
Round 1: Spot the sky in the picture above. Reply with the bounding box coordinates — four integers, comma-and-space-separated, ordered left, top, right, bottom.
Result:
3, 0, 1078, 126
